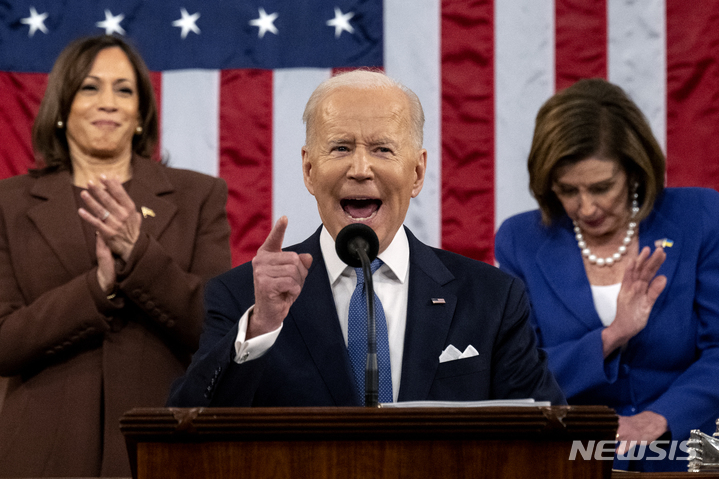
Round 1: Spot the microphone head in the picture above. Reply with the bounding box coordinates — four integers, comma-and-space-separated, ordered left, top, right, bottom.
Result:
335, 223, 380, 267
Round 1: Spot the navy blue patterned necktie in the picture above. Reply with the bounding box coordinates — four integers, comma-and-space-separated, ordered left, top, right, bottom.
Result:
347, 258, 393, 404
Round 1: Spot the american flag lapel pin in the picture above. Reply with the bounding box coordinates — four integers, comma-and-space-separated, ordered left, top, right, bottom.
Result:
141, 206, 156, 218
431, 298, 446, 304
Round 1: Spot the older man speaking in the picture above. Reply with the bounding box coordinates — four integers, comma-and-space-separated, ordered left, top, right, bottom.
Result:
168, 71, 564, 407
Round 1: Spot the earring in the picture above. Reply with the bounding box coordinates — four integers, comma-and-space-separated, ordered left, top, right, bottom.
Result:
135, 125, 143, 135
56, 120, 64, 129
631, 182, 640, 216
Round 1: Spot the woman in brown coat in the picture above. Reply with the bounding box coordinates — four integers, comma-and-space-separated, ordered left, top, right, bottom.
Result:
0, 35, 231, 477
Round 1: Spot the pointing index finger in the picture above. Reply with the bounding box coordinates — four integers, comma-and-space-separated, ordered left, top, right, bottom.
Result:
260, 216, 288, 253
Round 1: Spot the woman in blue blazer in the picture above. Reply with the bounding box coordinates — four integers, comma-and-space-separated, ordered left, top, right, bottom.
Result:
495, 78, 719, 472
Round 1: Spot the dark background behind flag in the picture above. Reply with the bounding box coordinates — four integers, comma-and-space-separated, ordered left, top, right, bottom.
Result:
1, 0, 718, 267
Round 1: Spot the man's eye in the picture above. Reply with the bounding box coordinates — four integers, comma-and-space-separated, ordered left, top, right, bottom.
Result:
377, 147, 392, 154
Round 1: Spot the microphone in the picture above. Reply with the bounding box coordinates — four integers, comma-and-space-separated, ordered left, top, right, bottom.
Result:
335, 224, 381, 407
335, 223, 379, 267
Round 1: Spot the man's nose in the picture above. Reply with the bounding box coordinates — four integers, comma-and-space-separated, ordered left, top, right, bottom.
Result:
347, 149, 373, 179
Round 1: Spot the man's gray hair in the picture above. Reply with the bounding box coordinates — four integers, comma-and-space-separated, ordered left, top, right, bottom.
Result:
302, 69, 425, 149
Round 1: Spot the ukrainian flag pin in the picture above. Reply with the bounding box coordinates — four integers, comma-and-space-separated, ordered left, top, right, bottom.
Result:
654, 238, 674, 248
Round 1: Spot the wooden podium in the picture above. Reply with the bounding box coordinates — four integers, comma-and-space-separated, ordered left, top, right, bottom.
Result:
120, 405, 617, 479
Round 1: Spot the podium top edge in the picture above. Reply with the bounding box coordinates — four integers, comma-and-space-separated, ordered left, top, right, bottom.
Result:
120, 405, 617, 440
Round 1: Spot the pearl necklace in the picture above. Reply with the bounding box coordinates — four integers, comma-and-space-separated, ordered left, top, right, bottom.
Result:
572, 193, 639, 267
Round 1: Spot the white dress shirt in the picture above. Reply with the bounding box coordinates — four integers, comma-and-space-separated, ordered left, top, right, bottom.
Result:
233, 226, 411, 402
590, 283, 621, 327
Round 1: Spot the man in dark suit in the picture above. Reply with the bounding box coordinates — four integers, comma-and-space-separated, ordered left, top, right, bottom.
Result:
168, 70, 565, 407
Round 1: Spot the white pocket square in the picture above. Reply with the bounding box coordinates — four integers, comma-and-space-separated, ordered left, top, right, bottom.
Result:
439, 344, 479, 363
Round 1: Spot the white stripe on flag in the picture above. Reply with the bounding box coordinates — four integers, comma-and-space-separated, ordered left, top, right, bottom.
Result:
273, 68, 330, 247
608, 0, 667, 151
161, 69, 220, 177
385, 0, 441, 248
494, 0, 554, 230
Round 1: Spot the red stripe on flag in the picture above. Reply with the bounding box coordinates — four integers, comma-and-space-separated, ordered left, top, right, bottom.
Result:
441, 0, 495, 263
0, 72, 47, 179
555, 0, 607, 90
219, 69, 274, 267
666, 0, 719, 187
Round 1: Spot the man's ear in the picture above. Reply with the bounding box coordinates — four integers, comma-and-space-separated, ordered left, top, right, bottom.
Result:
411, 149, 427, 198
302, 146, 315, 196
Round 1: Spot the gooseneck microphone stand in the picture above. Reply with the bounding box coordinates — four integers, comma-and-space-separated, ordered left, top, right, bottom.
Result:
355, 244, 378, 408
335, 223, 380, 407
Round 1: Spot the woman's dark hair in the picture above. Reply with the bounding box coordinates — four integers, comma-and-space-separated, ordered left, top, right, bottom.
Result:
32, 35, 158, 173
528, 78, 665, 225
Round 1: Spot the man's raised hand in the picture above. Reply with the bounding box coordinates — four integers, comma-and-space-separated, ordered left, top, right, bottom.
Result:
248, 217, 313, 339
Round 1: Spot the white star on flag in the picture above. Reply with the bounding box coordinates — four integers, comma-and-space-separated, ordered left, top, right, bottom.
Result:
249, 7, 278, 39
96, 9, 125, 36
172, 8, 201, 39
326, 7, 354, 38
20, 6, 49, 37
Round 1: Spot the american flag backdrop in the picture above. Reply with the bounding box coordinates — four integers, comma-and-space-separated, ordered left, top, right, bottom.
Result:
1, 0, 719, 267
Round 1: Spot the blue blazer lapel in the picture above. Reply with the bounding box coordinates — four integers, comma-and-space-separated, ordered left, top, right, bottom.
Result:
535, 207, 683, 333
536, 219, 601, 331
285, 228, 359, 406
398, 228, 457, 401
638, 198, 683, 315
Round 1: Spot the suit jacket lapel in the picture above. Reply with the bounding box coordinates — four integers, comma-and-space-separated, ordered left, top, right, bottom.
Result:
25, 158, 178, 279
127, 158, 177, 240
638, 197, 683, 315
27, 171, 92, 277
536, 220, 600, 331
535, 207, 684, 332
285, 229, 359, 406
398, 228, 457, 402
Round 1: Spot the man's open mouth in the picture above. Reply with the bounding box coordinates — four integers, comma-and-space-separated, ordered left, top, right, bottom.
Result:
341, 198, 382, 219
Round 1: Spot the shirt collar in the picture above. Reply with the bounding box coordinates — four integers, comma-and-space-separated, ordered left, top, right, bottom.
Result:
320, 225, 410, 285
